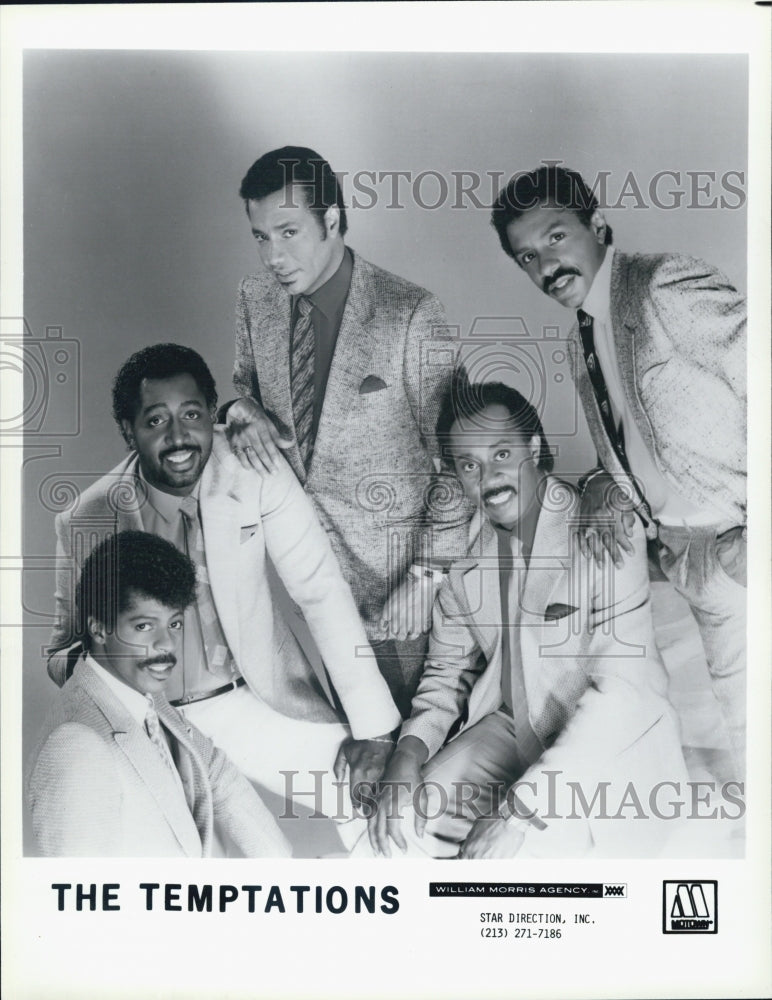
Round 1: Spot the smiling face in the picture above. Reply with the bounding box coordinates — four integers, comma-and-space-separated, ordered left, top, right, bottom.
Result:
247, 185, 345, 296
122, 373, 214, 496
89, 591, 183, 696
505, 204, 608, 310
449, 403, 544, 534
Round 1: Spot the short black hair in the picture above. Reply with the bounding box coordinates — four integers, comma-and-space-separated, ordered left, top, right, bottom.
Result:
436, 370, 554, 473
112, 343, 217, 440
491, 165, 613, 260
75, 530, 197, 650
239, 145, 348, 237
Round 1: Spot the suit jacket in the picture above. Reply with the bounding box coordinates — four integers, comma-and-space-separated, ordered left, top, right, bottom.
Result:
48, 430, 401, 739
570, 251, 746, 525
27, 660, 291, 857
401, 479, 687, 853
234, 249, 471, 633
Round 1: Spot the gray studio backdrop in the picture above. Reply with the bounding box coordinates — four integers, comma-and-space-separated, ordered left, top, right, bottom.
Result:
20, 50, 748, 849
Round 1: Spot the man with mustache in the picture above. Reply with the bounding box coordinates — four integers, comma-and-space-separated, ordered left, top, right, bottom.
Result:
224, 146, 471, 717
47, 343, 401, 826
490, 165, 746, 775
368, 377, 686, 859
29, 530, 290, 856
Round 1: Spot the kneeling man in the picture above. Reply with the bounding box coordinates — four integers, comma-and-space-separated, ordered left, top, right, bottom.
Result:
370, 377, 687, 858
28, 531, 291, 857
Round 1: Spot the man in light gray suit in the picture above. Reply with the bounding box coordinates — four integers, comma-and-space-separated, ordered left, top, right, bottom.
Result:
226, 146, 470, 716
491, 165, 746, 774
30, 530, 291, 857
48, 344, 401, 820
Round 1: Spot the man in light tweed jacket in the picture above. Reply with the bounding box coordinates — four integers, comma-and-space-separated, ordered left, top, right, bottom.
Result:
491, 165, 746, 774
369, 380, 687, 859
225, 146, 470, 716
29, 531, 290, 857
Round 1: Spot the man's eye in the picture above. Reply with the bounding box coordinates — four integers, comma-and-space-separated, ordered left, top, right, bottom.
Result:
253, 233, 267, 243
185, 411, 201, 420
461, 462, 478, 474
170, 620, 183, 631
135, 622, 152, 632
495, 450, 510, 461
550, 232, 565, 243
283, 229, 297, 238
147, 416, 164, 427
521, 252, 535, 265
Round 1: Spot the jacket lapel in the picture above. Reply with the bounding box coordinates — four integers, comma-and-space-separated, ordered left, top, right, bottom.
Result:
156, 698, 214, 856
73, 663, 202, 856
198, 447, 242, 659
254, 280, 298, 471
310, 250, 376, 474
609, 251, 659, 460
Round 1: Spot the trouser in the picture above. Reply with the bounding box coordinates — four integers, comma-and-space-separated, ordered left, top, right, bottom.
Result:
180, 684, 358, 825
655, 523, 746, 777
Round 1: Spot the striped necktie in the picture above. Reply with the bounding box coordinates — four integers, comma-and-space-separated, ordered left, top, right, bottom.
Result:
144, 695, 176, 772
179, 494, 235, 679
576, 309, 652, 522
290, 296, 316, 470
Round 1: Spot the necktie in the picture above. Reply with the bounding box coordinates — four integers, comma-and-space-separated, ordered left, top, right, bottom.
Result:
179, 494, 235, 678
290, 296, 316, 470
497, 532, 543, 767
576, 309, 652, 521
144, 695, 176, 773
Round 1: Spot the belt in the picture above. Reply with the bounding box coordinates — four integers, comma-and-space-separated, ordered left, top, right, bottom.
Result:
170, 675, 246, 707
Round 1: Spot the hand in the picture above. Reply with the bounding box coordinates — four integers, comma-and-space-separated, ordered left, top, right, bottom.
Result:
368, 741, 428, 857
225, 397, 294, 474
716, 525, 747, 587
460, 816, 526, 859
377, 572, 439, 641
333, 736, 394, 812
577, 472, 636, 568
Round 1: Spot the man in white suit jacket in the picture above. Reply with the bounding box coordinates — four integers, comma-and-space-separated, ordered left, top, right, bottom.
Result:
370, 379, 688, 859
491, 165, 746, 774
48, 344, 400, 818
30, 530, 290, 857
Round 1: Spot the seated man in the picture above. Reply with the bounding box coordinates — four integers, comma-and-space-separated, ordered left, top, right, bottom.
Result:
369, 377, 688, 859
48, 343, 401, 821
28, 531, 291, 857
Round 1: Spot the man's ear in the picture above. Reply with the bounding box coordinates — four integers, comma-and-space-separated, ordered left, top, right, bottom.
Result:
324, 204, 340, 238
528, 434, 542, 466
589, 208, 608, 245
88, 615, 107, 647
120, 419, 136, 450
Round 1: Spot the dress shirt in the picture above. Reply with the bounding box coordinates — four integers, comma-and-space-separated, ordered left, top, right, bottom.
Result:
582, 247, 725, 527
291, 246, 353, 442
137, 471, 235, 700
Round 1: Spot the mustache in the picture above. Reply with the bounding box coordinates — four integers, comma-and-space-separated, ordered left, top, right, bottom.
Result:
543, 266, 580, 294
483, 486, 515, 503
140, 654, 177, 670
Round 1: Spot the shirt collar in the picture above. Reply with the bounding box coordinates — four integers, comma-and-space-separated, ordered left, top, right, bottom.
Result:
84, 653, 150, 728
137, 466, 201, 525
299, 245, 353, 321
582, 245, 615, 322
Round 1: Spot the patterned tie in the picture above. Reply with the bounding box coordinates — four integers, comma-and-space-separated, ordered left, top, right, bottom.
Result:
144, 694, 176, 773
290, 296, 316, 470
497, 532, 543, 767
179, 494, 235, 678
576, 309, 652, 521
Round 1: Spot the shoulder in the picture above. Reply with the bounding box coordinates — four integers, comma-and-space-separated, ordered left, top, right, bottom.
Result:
614, 250, 740, 298
352, 251, 440, 309
53, 455, 138, 528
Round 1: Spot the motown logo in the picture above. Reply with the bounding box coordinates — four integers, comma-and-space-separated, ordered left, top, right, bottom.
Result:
662, 881, 718, 934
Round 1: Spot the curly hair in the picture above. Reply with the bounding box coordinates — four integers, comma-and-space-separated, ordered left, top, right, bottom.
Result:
112, 343, 217, 438
75, 530, 197, 648
491, 164, 613, 260
436, 369, 554, 473
239, 145, 348, 237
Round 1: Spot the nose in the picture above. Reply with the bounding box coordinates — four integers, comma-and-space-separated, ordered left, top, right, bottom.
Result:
537, 250, 560, 280
265, 237, 285, 270
165, 414, 191, 446
155, 627, 178, 654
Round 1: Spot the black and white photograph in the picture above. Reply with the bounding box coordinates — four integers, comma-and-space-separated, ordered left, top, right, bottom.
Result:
2, 3, 770, 998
